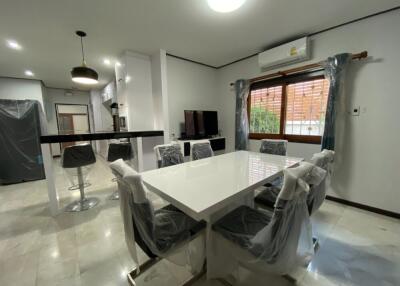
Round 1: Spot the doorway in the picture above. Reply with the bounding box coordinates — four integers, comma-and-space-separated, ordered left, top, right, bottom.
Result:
56, 104, 90, 151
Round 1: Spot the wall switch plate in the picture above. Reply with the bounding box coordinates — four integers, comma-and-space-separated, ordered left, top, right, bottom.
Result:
352, 106, 360, 116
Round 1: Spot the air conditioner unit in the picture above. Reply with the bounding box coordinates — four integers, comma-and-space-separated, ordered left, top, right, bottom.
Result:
258, 37, 310, 70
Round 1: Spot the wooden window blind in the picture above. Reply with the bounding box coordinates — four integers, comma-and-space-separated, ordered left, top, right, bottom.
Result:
248, 73, 330, 144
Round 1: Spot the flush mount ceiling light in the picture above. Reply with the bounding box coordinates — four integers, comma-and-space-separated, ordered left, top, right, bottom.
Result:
6, 39, 22, 50
71, 31, 98, 85
24, 70, 34, 77
207, 0, 246, 13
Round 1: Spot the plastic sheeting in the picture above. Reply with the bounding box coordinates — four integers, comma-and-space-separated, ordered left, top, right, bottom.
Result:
235, 79, 250, 150
191, 141, 213, 161
154, 143, 184, 168
259, 139, 288, 156
322, 53, 352, 150
110, 159, 206, 274
211, 162, 325, 279
307, 149, 334, 215
0, 99, 47, 184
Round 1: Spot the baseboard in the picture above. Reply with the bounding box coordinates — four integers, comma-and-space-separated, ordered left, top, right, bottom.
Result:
326, 195, 400, 219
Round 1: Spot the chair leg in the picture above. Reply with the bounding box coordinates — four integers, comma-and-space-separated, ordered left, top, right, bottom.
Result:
65, 167, 99, 212
127, 257, 206, 286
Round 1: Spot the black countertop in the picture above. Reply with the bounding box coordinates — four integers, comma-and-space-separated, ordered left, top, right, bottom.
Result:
40, 130, 164, 144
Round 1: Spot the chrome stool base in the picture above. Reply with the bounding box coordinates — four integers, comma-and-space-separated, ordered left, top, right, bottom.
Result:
68, 182, 91, 191
65, 197, 100, 212
109, 190, 120, 200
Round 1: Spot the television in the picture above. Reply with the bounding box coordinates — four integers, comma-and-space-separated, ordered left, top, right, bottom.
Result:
184, 110, 218, 139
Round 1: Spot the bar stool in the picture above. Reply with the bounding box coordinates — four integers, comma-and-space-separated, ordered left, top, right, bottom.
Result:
62, 143, 99, 212
107, 141, 133, 200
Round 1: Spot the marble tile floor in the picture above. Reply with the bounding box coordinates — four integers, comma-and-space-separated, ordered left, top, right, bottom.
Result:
0, 157, 399, 286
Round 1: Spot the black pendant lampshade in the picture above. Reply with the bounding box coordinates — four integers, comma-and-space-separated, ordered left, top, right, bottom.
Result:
71, 31, 98, 85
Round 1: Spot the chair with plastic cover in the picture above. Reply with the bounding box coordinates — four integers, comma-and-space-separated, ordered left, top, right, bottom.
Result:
61, 143, 99, 212
255, 139, 288, 209
107, 141, 134, 200
191, 140, 213, 161
307, 149, 334, 216
109, 159, 206, 285
154, 143, 184, 168
210, 162, 325, 282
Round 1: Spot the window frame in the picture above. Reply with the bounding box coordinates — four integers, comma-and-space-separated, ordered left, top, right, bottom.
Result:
247, 70, 327, 144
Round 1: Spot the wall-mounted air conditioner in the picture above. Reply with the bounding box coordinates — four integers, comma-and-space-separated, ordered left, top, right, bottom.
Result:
258, 37, 310, 70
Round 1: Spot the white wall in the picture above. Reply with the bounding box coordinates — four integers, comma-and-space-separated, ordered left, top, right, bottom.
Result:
166, 56, 219, 140
0, 77, 44, 106
216, 9, 400, 213
124, 51, 155, 131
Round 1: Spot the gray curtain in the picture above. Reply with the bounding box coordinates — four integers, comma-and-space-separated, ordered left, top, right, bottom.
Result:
321, 53, 352, 150
235, 79, 250, 150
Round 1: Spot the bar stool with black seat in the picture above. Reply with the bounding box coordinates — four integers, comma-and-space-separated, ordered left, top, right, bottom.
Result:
62, 143, 99, 212
107, 141, 133, 200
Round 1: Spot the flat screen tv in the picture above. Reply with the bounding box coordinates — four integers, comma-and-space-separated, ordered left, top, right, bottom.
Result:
184, 110, 218, 139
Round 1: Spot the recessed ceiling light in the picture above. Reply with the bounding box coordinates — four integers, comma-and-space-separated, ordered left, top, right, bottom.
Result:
103, 58, 111, 65
207, 0, 246, 13
6, 39, 22, 50
24, 70, 34, 77
115, 61, 121, 67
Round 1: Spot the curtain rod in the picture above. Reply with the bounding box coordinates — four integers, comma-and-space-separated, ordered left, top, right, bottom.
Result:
229, 51, 368, 86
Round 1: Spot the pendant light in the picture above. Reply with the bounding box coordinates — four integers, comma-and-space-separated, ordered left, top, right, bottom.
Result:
71, 31, 98, 85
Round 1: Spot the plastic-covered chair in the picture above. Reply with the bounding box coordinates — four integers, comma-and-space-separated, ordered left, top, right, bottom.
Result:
154, 143, 184, 168
307, 149, 334, 216
107, 141, 134, 200
259, 139, 288, 156
210, 162, 325, 281
191, 140, 213, 161
109, 159, 206, 285
255, 139, 288, 209
61, 143, 99, 212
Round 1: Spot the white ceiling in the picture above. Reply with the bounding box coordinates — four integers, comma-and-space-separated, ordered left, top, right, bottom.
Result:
0, 0, 399, 90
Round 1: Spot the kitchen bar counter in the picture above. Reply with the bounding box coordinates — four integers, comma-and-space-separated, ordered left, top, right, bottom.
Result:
40, 130, 164, 216
40, 130, 164, 143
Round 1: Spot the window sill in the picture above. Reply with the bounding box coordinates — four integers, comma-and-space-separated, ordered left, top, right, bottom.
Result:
249, 133, 321, 145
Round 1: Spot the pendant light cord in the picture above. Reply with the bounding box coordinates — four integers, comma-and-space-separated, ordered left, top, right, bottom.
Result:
80, 36, 86, 65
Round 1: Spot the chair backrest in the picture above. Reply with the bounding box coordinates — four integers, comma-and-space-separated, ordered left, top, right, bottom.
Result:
250, 162, 323, 269
107, 142, 133, 162
110, 159, 157, 259
259, 139, 288, 156
61, 143, 96, 168
154, 143, 184, 168
191, 140, 213, 160
307, 149, 334, 215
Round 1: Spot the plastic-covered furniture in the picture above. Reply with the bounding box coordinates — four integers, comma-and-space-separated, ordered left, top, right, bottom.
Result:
61, 143, 99, 212
255, 139, 288, 208
307, 149, 334, 215
190, 140, 213, 161
210, 162, 325, 281
107, 141, 133, 199
154, 143, 184, 168
109, 159, 206, 285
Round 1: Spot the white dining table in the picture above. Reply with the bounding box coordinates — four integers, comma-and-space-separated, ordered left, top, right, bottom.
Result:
141, 150, 303, 279
141, 150, 303, 221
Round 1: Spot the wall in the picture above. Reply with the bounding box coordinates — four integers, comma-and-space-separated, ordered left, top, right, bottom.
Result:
43, 87, 91, 156
0, 77, 44, 106
216, 9, 400, 213
166, 56, 219, 140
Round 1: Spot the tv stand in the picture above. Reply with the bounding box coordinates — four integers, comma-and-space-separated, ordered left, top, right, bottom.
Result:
176, 137, 226, 157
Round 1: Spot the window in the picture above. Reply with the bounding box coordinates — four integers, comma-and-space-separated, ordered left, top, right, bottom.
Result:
248, 73, 330, 144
